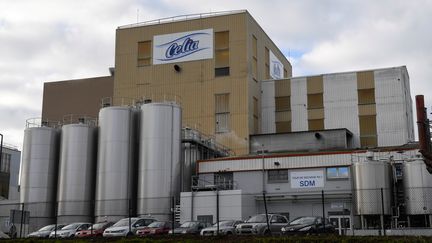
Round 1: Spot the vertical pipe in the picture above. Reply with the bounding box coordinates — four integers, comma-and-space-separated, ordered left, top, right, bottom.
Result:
54, 201, 58, 238
416, 95, 427, 152
128, 199, 132, 236
322, 190, 325, 231
216, 190, 219, 236
172, 196, 175, 235
380, 188, 385, 236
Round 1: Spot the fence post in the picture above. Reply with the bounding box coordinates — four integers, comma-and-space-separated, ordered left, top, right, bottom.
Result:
322, 190, 325, 231
19, 203, 24, 238
380, 188, 385, 236
263, 192, 271, 235
54, 201, 58, 238
172, 196, 175, 235
216, 190, 219, 236
128, 199, 132, 236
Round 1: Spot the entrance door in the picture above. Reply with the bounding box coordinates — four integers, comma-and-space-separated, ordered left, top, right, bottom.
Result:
329, 216, 351, 235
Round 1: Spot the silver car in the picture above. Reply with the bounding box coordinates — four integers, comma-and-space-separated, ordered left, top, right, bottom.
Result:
236, 214, 288, 235
201, 220, 243, 236
103, 217, 156, 237
28, 224, 66, 238
49, 223, 91, 238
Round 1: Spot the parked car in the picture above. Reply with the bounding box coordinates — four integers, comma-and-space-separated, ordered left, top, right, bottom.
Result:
136, 221, 179, 236
201, 220, 243, 236
103, 217, 156, 237
170, 221, 208, 235
235, 214, 288, 235
281, 216, 335, 235
49, 223, 91, 238
75, 221, 114, 237
28, 224, 66, 238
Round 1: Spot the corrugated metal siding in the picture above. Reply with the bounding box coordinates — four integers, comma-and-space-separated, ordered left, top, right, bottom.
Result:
290, 77, 308, 131
198, 149, 420, 173
261, 81, 275, 133
374, 68, 408, 146
323, 72, 360, 147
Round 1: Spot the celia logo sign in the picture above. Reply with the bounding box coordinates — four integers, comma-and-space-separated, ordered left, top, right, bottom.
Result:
291, 171, 324, 189
153, 29, 213, 65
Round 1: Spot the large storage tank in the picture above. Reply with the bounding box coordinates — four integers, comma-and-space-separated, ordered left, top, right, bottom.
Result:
57, 123, 97, 223
95, 106, 138, 222
352, 160, 392, 215
403, 159, 432, 215
137, 102, 181, 220
20, 126, 60, 232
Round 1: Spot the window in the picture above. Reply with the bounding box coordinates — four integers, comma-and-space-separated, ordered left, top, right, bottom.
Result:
268, 169, 288, 183
252, 35, 258, 79
253, 97, 259, 134
215, 31, 230, 77
326, 167, 349, 179
1, 153, 11, 173
215, 94, 230, 133
358, 88, 375, 105
197, 215, 213, 225
265, 47, 270, 79
137, 41, 152, 66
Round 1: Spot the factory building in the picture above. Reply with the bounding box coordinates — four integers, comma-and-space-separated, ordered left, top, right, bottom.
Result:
4, 9, 431, 237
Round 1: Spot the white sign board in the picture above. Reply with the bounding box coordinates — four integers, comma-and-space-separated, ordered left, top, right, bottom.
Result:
153, 28, 213, 65
269, 50, 284, 79
291, 171, 324, 189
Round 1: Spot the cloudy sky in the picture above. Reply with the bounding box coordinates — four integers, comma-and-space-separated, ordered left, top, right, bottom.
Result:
1, 0, 431, 149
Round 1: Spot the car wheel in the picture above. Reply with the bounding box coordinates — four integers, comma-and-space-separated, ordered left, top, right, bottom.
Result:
226, 231, 233, 235
126, 232, 133, 237
263, 229, 271, 236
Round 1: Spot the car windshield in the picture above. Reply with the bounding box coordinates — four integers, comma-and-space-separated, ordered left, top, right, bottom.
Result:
289, 217, 316, 225
62, 224, 81, 230
91, 222, 108, 230
213, 221, 233, 227
38, 225, 54, 231
180, 222, 198, 228
148, 222, 166, 228
113, 219, 137, 227
246, 215, 268, 223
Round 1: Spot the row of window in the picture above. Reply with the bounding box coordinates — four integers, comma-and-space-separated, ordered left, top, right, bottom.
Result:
267, 167, 349, 183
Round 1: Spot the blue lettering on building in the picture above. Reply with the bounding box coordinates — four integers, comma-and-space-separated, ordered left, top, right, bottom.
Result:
299, 180, 316, 187
157, 32, 210, 61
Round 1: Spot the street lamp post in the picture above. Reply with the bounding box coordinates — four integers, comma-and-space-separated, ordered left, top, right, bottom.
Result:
261, 144, 271, 235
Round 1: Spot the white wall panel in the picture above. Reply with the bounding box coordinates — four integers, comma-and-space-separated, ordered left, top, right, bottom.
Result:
323, 73, 360, 147
261, 81, 275, 133
375, 68, 409, 146
290, 77, 308, 131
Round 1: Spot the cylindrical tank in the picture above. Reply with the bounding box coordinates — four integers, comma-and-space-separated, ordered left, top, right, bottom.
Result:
137, 102, 181, 220
95, 106, 138, 222
57, 123, 97, 223
20, 126, 60, 232
352, 160, 392, 215
403, 159, 432, 215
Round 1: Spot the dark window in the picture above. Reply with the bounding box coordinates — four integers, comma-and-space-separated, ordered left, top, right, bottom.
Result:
326, 167, 349, 179
215, 67, 230, 77
268, 170, 288, 183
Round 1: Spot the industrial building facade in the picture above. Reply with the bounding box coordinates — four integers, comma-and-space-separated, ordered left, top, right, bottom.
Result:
7, 9, 430, 237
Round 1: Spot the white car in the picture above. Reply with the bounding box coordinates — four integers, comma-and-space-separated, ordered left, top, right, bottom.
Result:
103, 217, 156, 237
200, 220, 243, 236
49, 223, 91, 238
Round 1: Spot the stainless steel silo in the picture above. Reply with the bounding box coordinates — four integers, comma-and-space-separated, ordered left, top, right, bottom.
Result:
95, 106, 138, 222
137, 102, 181, 220
57, 123, 97, 223
403, 159, 432, 215
20, 126, 60, 232
352, 160, 392, 215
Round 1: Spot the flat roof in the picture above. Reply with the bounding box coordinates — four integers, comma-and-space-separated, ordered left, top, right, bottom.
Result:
118, 10, 247, 30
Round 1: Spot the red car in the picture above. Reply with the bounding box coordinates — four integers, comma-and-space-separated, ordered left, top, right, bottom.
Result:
75, 222, 114, 237
136, 221, 177, 236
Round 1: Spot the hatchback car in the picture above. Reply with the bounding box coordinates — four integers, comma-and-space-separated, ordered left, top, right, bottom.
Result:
201, 220, 243, 236
170, 221, 208, 235
281, 216, 335, 235
27, 224, 66, 238
49, 223, 91, 238
136, 221, 179, 236
75, 221, 114, 237
103, 217, 156, 237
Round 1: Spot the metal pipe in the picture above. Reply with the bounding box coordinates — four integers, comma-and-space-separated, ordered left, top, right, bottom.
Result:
216, 190, 219, 235
263, 192, 271, 235
19, 203, 24, 238
416, 95, 427, 152
322, 190, 325, 231
172, 196, 175, 235
381, 188, 385, 236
